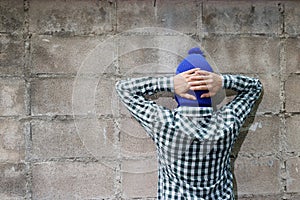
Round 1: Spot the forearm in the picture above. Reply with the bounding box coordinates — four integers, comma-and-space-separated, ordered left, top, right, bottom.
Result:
222, 74, 262, 96
115, 76, 174, 138
221, 74, 263, 126
115, 76, 174, 103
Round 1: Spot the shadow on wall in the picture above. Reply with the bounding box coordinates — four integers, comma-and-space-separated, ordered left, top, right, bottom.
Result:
230, 89, 264, 200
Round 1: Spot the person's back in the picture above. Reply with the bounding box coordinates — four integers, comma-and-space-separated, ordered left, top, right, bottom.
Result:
115, 48, 263, 199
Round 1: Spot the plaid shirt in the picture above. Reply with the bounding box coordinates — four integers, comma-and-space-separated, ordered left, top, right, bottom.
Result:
116, 74, 262, 200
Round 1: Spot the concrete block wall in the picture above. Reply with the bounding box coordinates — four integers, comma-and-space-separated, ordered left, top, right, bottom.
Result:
0, 0, 300, 199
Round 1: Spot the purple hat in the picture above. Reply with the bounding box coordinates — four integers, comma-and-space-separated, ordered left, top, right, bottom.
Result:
175, 47, 213, 107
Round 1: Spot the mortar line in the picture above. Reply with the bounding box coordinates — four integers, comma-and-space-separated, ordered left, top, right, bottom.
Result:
114, 2, 122, 199
279, 2, 288, 199
25, 31, 298, 38
23, 0, 33, 199
197, 0, 204, 41
114, 0, 118, 34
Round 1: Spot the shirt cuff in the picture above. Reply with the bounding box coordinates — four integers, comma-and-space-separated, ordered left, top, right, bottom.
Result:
157, 76, 174, 93
221, 74, 232, 89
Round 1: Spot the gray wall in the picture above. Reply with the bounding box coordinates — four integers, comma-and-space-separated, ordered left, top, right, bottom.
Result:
1, 0, 300, 199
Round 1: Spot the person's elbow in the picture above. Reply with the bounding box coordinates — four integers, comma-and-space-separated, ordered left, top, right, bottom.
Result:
256, 79, 263, 94
115, 80, 123, 96
254, 79, 264, 102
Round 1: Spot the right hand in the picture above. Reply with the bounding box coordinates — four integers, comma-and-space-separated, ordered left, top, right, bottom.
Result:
174, 68, 223, 99
188, 70, 223, 98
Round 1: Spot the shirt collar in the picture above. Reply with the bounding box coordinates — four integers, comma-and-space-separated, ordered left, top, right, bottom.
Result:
175, 106, 213, 117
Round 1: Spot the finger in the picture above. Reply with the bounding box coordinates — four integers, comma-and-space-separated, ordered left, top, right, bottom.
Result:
188, 75, 209, 81
182, 74, 196, 79
183, 74, 205, 82
181, 93, 196, 100
182, 68, 201, 75
188, 80, 207, 86
195, 70, 211, 76
200, 93, 211, 98
190, 85, 209, 91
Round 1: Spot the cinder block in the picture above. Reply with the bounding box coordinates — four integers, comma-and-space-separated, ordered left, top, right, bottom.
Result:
116, 31, 204, 77
121, 158, 158, 198
234, 157, 280, 195
31, 78, 73, 115
286, 157, 300, 193
285, 1, 300, 36
117, 0, 154, 32
156, 0, 199, 33
233, 115, 280, 156
0, 78, 25, 116
0, 163, 26, 199
31, 119, 87, 159
0, 34, 24, 76
95, 77, 118, 116
31, 35, 114, 74
0, 119, 24, 163
286, 115, 300, 153
73, 76, 118, 118
117, 0, 199, 33
203, 1, 281, 34
0, 0, 24, 33
118, 48, 179, 75
203, 36, 281, 75
257, 74, 281, 113
31, 118, 117, 160
119, 117, 156, 157
32, 162, 115, 199
74, 118, 119, 161
117, 33, 200, 62
29, 0, 115, 35
286, 38, 300, 74
285, 75, 300, 113
32, 77, 117, 116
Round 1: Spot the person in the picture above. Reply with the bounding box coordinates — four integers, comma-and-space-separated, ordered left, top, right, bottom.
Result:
115, 47, 263, 200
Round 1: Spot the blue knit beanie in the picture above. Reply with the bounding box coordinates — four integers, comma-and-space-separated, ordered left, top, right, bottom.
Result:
175, 47, 213, 107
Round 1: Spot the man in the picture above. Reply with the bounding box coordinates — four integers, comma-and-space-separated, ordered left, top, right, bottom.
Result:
115, 48, 263, 199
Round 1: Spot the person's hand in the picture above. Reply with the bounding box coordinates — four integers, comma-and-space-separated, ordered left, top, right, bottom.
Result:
188, 70, 223, 98
174, 68, 223, 99
174, 68, 201, 100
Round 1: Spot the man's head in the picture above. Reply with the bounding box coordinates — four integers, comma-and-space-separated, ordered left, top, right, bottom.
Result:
175, 47, 223, 107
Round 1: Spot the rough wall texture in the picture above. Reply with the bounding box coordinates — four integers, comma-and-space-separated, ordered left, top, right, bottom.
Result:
0, 0, 300, 199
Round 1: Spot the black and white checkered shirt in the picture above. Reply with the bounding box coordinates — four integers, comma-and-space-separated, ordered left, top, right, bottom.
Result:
116, 74, 262, 200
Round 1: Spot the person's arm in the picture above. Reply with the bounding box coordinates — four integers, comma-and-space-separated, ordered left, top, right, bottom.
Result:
221, 74, 263, 126
188, 71, 263, 128
115, 68, 202, 138
115, 76, 174, 138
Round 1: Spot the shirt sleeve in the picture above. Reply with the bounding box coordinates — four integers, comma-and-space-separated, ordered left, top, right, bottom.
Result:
222, 74, 263, 128
115, 76, 174, 139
